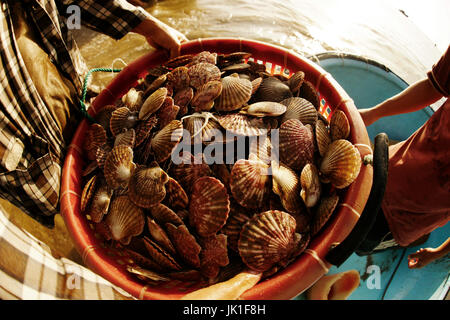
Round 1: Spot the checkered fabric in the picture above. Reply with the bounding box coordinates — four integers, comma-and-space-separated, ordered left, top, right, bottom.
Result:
0, 203, 134, 299
0, 0, 147, 227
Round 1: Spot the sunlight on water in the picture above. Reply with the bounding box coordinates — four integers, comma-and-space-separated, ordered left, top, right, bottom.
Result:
73, 0, 446, 88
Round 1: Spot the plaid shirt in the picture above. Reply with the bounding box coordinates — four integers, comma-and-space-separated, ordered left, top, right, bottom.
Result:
0, 0, 147, 227
0, 203, 134, 299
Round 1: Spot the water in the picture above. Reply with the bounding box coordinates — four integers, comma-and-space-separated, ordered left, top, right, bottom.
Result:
73, 0, 447, 92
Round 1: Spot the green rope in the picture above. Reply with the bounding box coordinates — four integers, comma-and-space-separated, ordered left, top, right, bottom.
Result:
79, 68, 123, 122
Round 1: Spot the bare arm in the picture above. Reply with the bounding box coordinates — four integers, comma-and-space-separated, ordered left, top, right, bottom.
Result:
359, 77, 444, 126
408, 237, 450, 269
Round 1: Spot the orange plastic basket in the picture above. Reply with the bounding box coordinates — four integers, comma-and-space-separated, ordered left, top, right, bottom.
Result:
60, 38, 373, 300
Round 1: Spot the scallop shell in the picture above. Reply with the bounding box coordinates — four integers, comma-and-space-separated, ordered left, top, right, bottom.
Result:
188, 62, 221, 90
315, 119, 331, 157
238, 210, 297, 272
147, 217, 176, 255
81, 175, 97, 213
280, 97, 318, 126
134, 115, 158, 147
299, 80, 320, 110
169, 151, 212, 192
271, 161, 304, 215
166, 223, 201, 269
189, 176, 230, 237
103, 145, 136, 189
173, 87, 194, 116
87, 177, 113, 223
230, 158, 271, 209
149, 203, 184, 226
319, 139, 361, 188
199, 234, 229, 279
84, 123, 107, 161
251, 77, 263, 95
128, 164, 169, 208
126, 265, 170, 282
157, 97, 180, 128
167, 66, 190, 90
253, 76, 293, 103
144, 73, 168, 97
217, 113, 271, 136
105, 195, 145, 245
114, 128, 135, 148
143, 236, 182, 271
214, 75, 252, 111
221, 201, 251, 252
163, 54, 194, 69
279, 119, 315, 170
240, 101, 286, 117
249, 135, 273, 165
311, 193, 339, 236
95, 105, 116, 134
150, 120, 184, 163
139, 87, 167, 120
191, 80, 223, 112
110, 106, 139, 136
122, 88, 144, 112
300, 163, 321, 208
191, 51, 217, 65
287, 71, 305, 93
164, 177, 189, 209
221, 62, 251, 74
330, 110, 350, 140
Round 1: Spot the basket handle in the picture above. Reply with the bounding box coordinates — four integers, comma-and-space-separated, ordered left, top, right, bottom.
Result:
325, 132, 389, 267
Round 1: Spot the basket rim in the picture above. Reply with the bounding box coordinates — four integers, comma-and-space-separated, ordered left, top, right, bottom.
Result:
60, 37, 373, 300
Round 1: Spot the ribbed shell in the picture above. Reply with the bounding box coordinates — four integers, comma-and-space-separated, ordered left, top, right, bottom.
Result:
147, 217, 176, 255
134, 115, 158, 147
217, 113, 271, 136
221, 201, 251, 252
166, 66, 190, 89
95, 105, 116, 135
300, 163, 321, 208
299, 80, 320, 110
253, 76, 293, 103
114, 128, 135, 148
143, 236, 182, 271
214, 75, 252, 111
199, 234, 229, 279
280, 97, 318, 126
230, 158, 271, 209
84, 123, 107, 161
169, 152, 212, 192
173, 87, 193, 115
319, 139, 362, 188
249, 135, 273, 164
191, 80, 223, 112
279, 119, 315, 170
149, 203, 184, 226
150, 120, 184, 163
287, 71, 305, 93
238, 210, 297, 272
88, 177, 113, 223
188, 62, 221, 90
105, 195, 145, 245
128, 165, 169, 208
103, 145, 136, 189
166, 223, 201, 268
330, 109, 350, 140
271, 162, 303, 214
110, 106, 138, 136
191, 51, 217, 65
240, 101, 286, 117
311, 193, 339, 236
81, 175, 97, 213
157, 97, 180, 128
164, 177, 189, 209
139, 87, 167, 120
122, 88, 144, 112
315, 119, 331, 157
189, 176, 230, 237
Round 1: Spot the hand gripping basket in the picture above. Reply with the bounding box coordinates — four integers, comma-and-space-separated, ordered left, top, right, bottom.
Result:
61, 38, 374, 300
